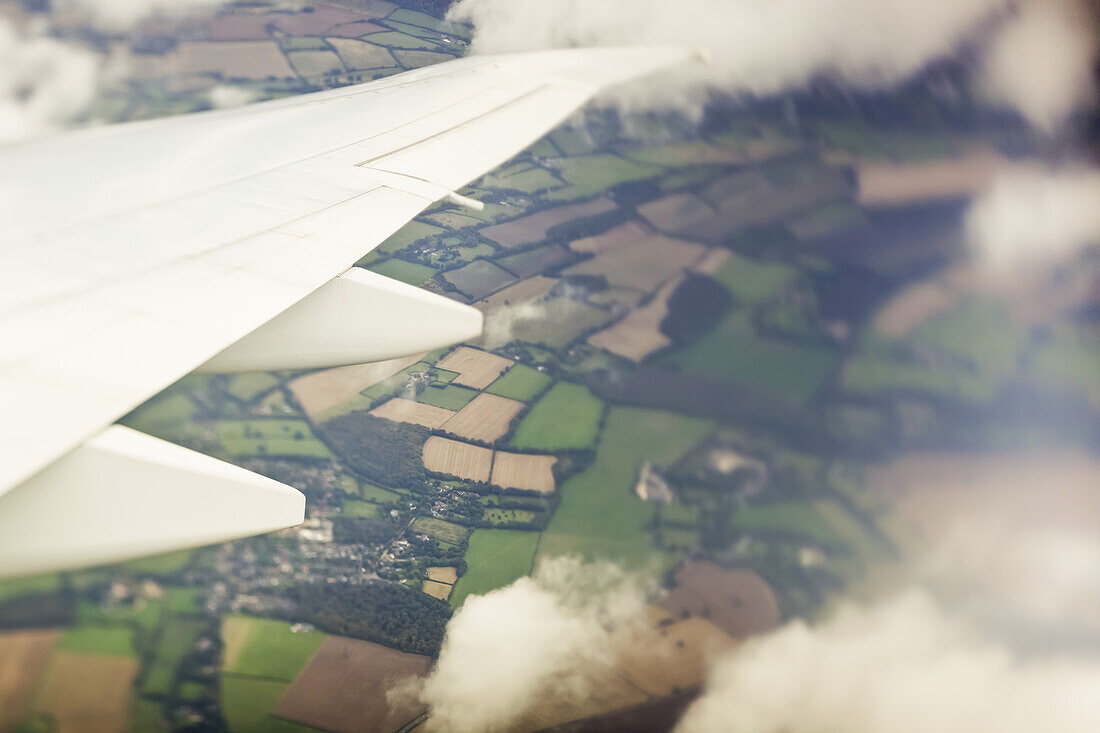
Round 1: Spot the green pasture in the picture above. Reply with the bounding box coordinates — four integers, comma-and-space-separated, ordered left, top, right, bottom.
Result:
510, 382, 604, 451
450, 529, 540, 607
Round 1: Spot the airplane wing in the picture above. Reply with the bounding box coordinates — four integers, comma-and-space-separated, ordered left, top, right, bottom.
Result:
0, 47, 689, 577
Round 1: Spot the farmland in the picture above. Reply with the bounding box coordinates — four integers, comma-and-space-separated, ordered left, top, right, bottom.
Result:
0, 630, 59, 730
422, 437, 493, 482
490, 452, 557, 493
480, 198, 615, 248
221, 616, 326, 682
32, 651, 140, 733
417, 384, 479, 411
370, 397, 455, 428
563, 233, 705, 293
450, 529, 540, 607
274, 636, 431, 733
659, 562, 780, 638
217, 419, 332, 459
442, 393, 525, 442
411, 517, 471, 546
486, 363, 552, 402
436, 347, 515, 389
588, 277, 679, 362
288, 354, 423, 418
538, 408, 713, 564
511, 382, 604, 451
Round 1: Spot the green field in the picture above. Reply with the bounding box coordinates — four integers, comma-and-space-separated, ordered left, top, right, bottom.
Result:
163, 587, 203, 615
711, 252, 799, 304
486, 363, 552, 402
483, 508, 538, 525
123, 548, 193, 575
342, 499, 381, 518
546, 155, 664, 201
0, 573, 59, 602
227, 373, 279, 402
417, 383, 478, 410
360, 481, 403, 503
729, 502, 842, 545
75, 598, 162, 630
142, 619, 206, 695
220, 677, 293, 733
224, 617, 326, 682
217, 419, 333, 458
661, 310, 836, 405
411, 517, 470, 545
538, 408, 713, 565
510, 382, 604, 450
58, 626, 134, 657
369, 258, 437, 286
450, 529, 540, 607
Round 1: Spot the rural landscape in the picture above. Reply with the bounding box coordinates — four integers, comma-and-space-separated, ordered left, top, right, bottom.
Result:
1, 0, 1099, 731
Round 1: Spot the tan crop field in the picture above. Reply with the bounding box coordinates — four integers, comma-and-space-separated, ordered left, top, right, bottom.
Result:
372, 397, 455, 429
128, 41, 296, 80
476, 275, 558, 313
481, 198, 615, 248
0, 629, 59, 730
275, 636, 431, 733
422, 580, 452, 601
563, 234, 705, 293
289, 354, 423, 418
436, 347, 514, 389
423, 437, 493, 482
659, 562, 781, 638
490, 452, 557, 493
857, 149, 1010, 206
427, 566, 458, 585
570, 221, 652, 254
32, 651, 139, 733
443, 393, 524, 442
637, 192, 717, 235
616, 618, 737, 697
588, 277, 679, 362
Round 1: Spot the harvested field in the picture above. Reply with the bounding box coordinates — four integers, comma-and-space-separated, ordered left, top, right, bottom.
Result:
422, 580, 452, 601
563, 234, 705, 293
570, 221, 652, 254
857, 149, 1010, 206
0, 629, 59, 730
442, 393, 524, 442
436, 347, 514, 389
659, 562, 780, 638
491, 452, 557, 493
637, 193, 716, 235
129, 42, 296, 80
443, 259, 517, 300
371, 397, 455, 429
496, 243, 575, 279
427, 567, 458, 585
423, 437, 493, 482
220, 616, 251, 672
873, 279, 959, 337
32, 651, 139, 733
480, 198, 616, 248
476, 275, 558, 313
616, 618, 737, 697
692, 248, 730, 275
289, 354, 423, 418
274, 636, 431, 733
588, 277, 680, 362
328, 37, 396, 70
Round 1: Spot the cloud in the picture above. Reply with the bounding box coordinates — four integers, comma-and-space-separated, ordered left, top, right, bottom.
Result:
981, 0, 1097, 132
0, 18, 99, 144
414, 557, 650, 733
676, 591, 1100, 733
966, 165, 1100, 269
450, 0, 1096, 131
59, 0, 221, 32
208, 84, 258, 110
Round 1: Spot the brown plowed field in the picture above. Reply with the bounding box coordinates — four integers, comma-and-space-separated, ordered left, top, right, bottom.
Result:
0, 629, 60, 730
616, 618, 737, 697
481, 198, 615, 248
275, 636, 431, 733
659, 562, 781, 638
436, 347, 514, 389
476, 276, 558, 314
490, 452, 557, 493
371, 398, 455, 429
563, 234, 705, 293
426, 567, 458, 585
422, 580, 452, 601
442, 393, 524, 442
423, 437, 492, 482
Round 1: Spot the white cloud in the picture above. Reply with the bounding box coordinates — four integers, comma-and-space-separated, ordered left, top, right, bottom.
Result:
0, 18, 99, 144
208, 84, 258, 110
59, 0, 220, 32
982, 0, 1097, 132
966, 165, 1100, 269
416, 557, 650, 733
451, 0, 1096, 131
676, 591, 1100, 733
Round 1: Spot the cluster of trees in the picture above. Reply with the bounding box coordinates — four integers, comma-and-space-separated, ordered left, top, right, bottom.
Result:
659, 273, 733, 347
291, 581, 451, 656
320, 414, 428, 489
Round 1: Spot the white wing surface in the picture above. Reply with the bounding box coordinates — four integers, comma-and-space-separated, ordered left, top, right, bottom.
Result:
0, 47, 688, 576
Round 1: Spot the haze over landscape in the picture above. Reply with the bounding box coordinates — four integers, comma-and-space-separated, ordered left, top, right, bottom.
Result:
0, 0, 1099, 731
